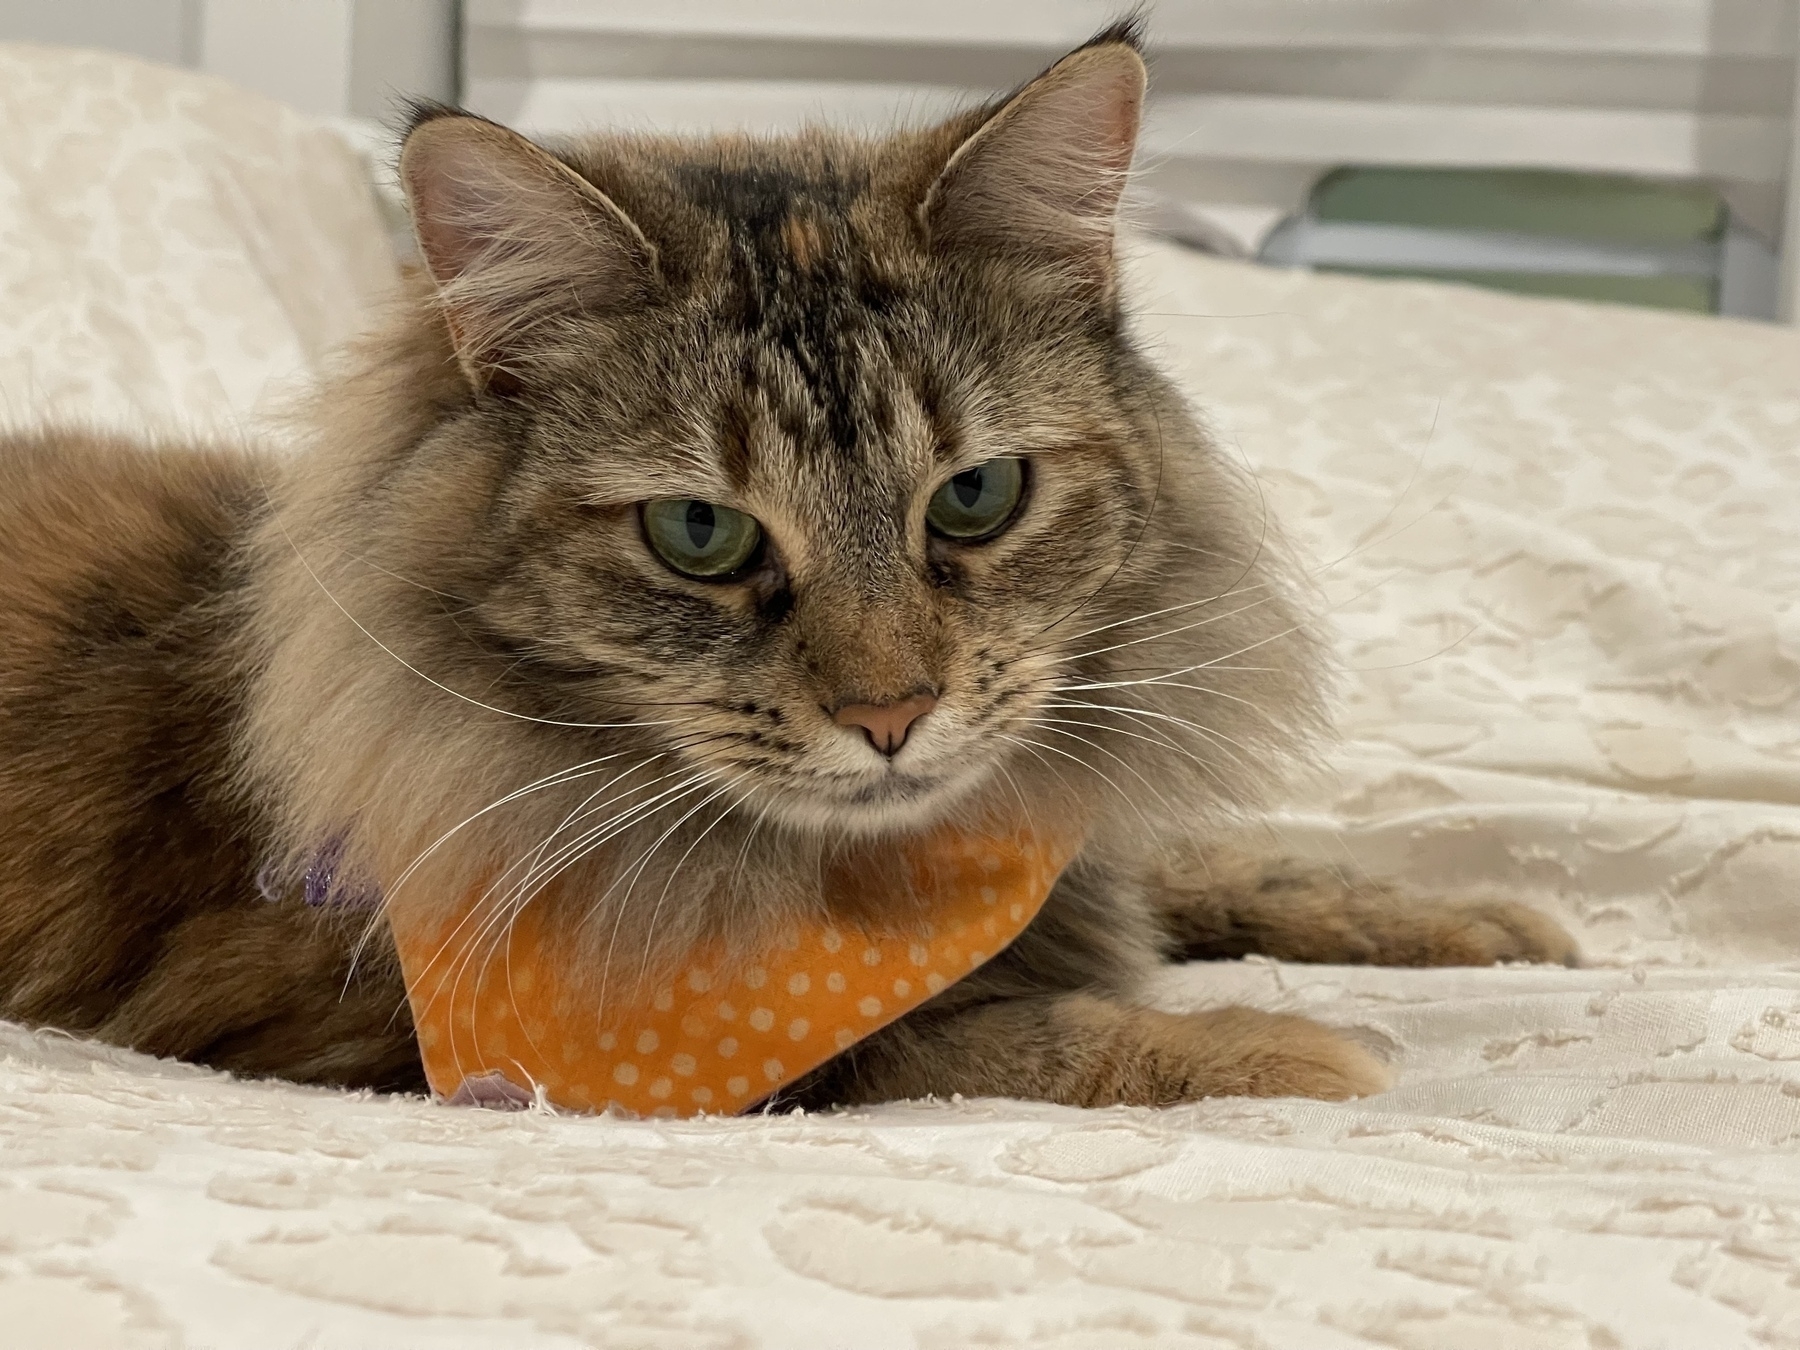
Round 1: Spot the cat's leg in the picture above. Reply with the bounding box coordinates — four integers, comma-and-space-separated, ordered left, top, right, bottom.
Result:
1149, 851, 1579, 968
783, 861, 1390, 1110
802, 992, 1391, 1108
94, 901, 425, 1091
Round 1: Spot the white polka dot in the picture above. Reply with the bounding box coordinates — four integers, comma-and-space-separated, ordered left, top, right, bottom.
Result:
925, 972, 947, 994
762, 1058, 785, 1083
744, 966, 768, 989
834, 1027, 857, 1049
1009, 903, 1024, 922
613, 1062, 639, 1086
969, 950, 986, 967
786, 972, 810, 996
749, 1007, 775, 1032
858, 996, 883, 1018
727, 1076, 750, 1097
821, 928, 844, 953
908, 943, 930, 967
635, 1029, 659, 1055
671, 1053, 697, 1077
716, 1000, 737, 1021
777, 930, 800, 951
861, 947, 881, 966
691, 1086, 713, 1106
686, 969, 711, 993
597, 1031, 617, 1051
787, 1018, 810, 1041
825, 971, 846, 993
981, 854, 1002, 872
652, 988, 674, 1012
892, 978, 912, 998
648, 1077, 673, 1100
717, 1037, 739, 1059
651, 1106, 677, 1119
979, 886, 998, 905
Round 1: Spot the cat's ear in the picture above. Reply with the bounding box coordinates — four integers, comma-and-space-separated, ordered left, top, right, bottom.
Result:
922, 28, 1145, 291
399, 109, 658, 390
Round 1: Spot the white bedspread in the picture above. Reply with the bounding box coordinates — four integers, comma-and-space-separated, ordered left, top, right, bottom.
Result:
5, 44, 1800, 1350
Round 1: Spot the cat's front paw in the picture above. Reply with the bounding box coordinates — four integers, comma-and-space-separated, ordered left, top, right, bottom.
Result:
1108, 1005, 1393, 1106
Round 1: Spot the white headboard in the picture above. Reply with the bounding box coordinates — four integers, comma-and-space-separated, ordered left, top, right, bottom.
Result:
463, 0, 1800, 319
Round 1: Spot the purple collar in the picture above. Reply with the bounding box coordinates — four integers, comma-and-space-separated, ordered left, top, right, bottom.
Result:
257, 837, 381, 909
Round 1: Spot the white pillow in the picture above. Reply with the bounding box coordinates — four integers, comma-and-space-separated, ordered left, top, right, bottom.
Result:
0, 43, 399, 439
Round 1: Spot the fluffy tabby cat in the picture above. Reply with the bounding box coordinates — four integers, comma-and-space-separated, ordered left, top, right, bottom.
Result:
0, 25, 1574, 1107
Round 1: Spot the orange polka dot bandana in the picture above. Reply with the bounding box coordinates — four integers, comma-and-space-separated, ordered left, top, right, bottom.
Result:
388, 825, 1080, 1117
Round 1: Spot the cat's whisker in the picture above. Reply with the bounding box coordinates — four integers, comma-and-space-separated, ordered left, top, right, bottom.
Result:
1048, 589, 1292, 666
1041, 699, 1267, 784
383, 751, 647, 902
1034, 578, 1276, 651
404, 742, 727, 995
1023, 410, 1168, 643
724, 793, 779, 912
1018, 717, 1180, 821
345, 750, 654, 993
991, 760, 1040, 842
1053, 694, 1256, 737
1059, 564, 1402, 694
591, 771, 731, 1019
1048, 676, 1276, 725
1026, 713, 1242, 801
268, 512, 691, 733
1028, 445, 1459, 674
994, 734, 1083, 814
414, 763, 712, 1029
485, 763, 720, 925
631, 775, 754, 998
349, 752, 694, 993
997, 731, 1146, 822
431, 770, 720, 1067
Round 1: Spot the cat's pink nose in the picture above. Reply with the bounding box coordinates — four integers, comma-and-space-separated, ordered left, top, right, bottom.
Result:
832, 693, 938, 757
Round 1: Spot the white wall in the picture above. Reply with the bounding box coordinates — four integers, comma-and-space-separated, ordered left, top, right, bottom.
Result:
0, 0, 456, 119
0, 0, 200, 66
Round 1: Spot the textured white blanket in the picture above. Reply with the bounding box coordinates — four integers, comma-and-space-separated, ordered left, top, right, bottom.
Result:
4, 44, 1800, 1350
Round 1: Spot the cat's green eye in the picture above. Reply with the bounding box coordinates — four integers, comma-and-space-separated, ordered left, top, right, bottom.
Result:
642, 498, 763, 579
926, 457, 1026, 541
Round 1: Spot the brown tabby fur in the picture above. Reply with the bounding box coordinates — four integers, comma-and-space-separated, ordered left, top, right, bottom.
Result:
0, 24, 1574, 1109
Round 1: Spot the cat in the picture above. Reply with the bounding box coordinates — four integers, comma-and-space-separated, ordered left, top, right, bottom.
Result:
0, 22, 1574, 1109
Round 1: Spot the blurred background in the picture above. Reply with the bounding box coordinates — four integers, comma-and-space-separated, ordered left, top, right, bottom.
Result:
3, 0, 1796, 321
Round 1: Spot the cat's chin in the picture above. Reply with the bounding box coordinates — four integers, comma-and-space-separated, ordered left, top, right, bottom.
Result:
765, 766, 988, 838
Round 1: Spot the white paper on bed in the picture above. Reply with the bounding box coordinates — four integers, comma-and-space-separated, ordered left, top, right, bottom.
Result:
4, 43, 1800, 1350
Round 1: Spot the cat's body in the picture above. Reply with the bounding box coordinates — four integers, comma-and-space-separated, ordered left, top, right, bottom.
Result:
0, 26, 1574, 1109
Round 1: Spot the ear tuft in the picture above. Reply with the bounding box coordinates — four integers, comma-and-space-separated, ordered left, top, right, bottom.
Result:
923, 35, 1146, 291
399, 113, 658, 389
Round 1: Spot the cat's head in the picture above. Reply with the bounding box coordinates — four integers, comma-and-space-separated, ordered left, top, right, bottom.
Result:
255, 24, 1325, 876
